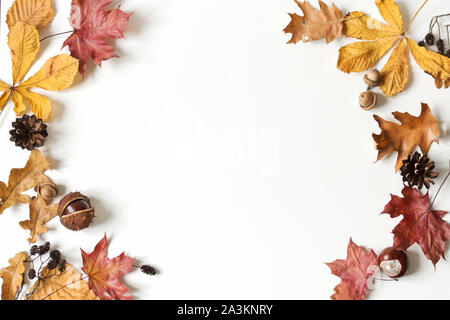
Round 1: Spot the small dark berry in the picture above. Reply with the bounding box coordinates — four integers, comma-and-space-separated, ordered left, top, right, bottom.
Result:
28, 269, 36, 280
437, 39, 445, 54
418, 40, 426, 47
30, 245, 38, 255
58, 259, 66, 273
425, 33, 435, 46
39, 242, 50, 255
140, 265, 157, 275
47, 259, 58, 270
49, 250, 61, 262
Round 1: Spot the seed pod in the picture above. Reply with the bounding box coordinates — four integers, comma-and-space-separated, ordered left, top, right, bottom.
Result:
359, 91, 377, 110
363, 69, 381, 88
35, 182, 58, 204
58, 192, 95, 231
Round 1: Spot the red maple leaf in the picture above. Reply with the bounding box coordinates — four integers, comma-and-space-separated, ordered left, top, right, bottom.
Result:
381, 185, 450, 266
63, 0, 132, 76
81, 234, 134, 300
326, 238, 378, 300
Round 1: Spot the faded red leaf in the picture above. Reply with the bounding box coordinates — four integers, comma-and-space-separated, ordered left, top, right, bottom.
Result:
81, 234, 134, 300
381, 186, 450, 266
62, 0, 132, 76
326, 238, 377, 300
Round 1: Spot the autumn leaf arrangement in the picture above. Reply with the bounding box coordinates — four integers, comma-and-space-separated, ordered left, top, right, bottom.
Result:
284, 0, 450, 299
0, 0, 157, 300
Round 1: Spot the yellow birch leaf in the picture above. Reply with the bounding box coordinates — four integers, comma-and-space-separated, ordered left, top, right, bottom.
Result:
8, 22, 40, 85
16, 88, 51, 120
0, 252, 27, 300
337, 37, 397, 73
0, 80, 9, 90
380, 38, 408, 96
344, 11, 399, 40
19, 196, 58, 243
19, 54, 79, 91
375, 0, 403, 33
0, 150, 51, 215
407, 37, 450, 89
0, 91, 11, 111
28, 265, 99, 300
7, 0, 54, 29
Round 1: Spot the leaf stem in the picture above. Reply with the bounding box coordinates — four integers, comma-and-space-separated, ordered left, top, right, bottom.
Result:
403, 0, 430, 34
429, 160, 450, 209
40, 30, 74, 42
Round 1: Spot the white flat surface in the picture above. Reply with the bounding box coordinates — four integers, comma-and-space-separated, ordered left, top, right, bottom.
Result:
0, 0, 449, 299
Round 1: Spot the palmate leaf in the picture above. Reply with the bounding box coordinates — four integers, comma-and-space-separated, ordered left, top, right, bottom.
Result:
339, 0, 450, 96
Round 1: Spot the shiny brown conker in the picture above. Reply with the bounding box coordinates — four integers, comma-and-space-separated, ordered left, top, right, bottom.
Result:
58, 192, 94, 231
378, 247, 408, 278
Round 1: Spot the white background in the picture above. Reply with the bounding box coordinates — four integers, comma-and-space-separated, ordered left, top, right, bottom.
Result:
0, 0, 449, 300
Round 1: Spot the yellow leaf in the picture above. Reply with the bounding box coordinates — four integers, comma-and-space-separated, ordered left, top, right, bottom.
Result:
19, 196, 58, 243
0, 91, 11, 112
7, 0, 54, 29
0, 150, 51, 215
11, 89, 26, 115
375, 0, 403, 33
343, 11, 399, 40
16, 88, 51, 120
19, 54, 79, 91
337, 37, 397, 73
0, 252, 26, 300
8, 22, 40, 85
380, 38, 408, 96
28, 265, 99, 300
284, 0, 344, 44
0, 23, 79, 119
407, 37, 450, 89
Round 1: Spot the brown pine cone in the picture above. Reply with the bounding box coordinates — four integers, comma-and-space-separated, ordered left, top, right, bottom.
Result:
400, 151, 439, 189
9, 115, 48, 150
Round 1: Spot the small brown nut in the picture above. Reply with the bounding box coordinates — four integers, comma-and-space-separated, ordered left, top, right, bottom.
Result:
359, 91, 377, 110
58, 192, 94, 231
364, 69, 381, 87
34, 183, 57, 204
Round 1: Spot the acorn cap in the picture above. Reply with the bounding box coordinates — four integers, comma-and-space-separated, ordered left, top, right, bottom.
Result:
359, 91, 377, 110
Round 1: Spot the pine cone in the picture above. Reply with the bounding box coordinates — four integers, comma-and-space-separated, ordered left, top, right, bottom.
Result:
9, 115, 48, 150
400, 151, 439, 189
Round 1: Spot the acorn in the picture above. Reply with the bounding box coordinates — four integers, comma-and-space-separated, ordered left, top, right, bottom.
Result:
378, 247, 408, 278
35, 182, 57, 204
58, 192, 94, 231
359, 90, 377, 110
363, 69, 381, 88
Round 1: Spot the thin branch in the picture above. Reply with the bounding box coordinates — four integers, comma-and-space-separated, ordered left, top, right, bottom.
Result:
429, 160, 450, 209
403, 0, 430, 34
40, 30, 74, 42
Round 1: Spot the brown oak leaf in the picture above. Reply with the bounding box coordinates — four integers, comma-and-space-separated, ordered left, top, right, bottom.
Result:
28, 264, 98, 300
0, 150, 52, 215
19, 196, 58, 243
284, 0, 344, 44
381, 186, 450, 266
326, 238, 377, 300
372, 103, 440, 171
81, 234, 134, 300
0, 252, 27, 300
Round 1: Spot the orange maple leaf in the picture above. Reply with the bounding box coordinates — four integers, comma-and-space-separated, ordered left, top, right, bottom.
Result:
81, 234, 134, 300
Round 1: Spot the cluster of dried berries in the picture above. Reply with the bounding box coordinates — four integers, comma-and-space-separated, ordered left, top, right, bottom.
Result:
9, 115, 48, 150
28, 242, 66, 280
418, 14, 450, 57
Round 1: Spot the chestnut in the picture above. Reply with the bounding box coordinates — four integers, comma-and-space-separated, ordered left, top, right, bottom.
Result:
58, 192, 95, 231
378, 247, 408, 278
